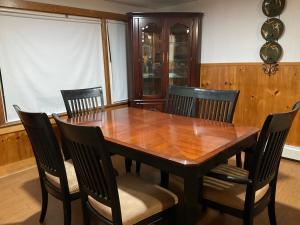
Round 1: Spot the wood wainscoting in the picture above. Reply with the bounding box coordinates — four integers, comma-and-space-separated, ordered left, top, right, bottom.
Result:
200, 62, 300, 146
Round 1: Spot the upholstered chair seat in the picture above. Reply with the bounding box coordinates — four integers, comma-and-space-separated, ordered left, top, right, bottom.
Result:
203, 164, 269, 210
88, 175, 178, 225
45, 160, 79, 194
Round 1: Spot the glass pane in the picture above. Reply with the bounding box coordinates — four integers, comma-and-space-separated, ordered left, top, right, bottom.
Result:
107, 20, 128, 103
169, 24, 190, 87
141, 23, 163, 96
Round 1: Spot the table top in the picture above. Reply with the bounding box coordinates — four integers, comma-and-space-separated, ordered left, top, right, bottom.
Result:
67, 107, 259, 166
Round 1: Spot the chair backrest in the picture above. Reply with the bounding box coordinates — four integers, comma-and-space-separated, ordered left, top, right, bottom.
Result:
13, 105, 67, 180
53, 114, 122, 222
293, 101, 300, 110
164, 86, 196, 117
194, 88, 239, 123
61, 87, 105, 118
251, 106, 299, 188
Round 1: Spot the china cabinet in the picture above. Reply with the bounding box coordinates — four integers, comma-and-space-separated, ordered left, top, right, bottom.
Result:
127, 12, 203, 111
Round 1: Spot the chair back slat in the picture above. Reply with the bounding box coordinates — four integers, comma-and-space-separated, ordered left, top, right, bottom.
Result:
251, 107, 299, 187
61, 87, 104, 118
53, 114, 119, 209
194, 89, 239, 123
13, 105, 65, 177
164, 86, 196, 117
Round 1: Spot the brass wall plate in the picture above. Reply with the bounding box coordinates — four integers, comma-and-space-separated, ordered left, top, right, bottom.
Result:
260, 41, 283, 64
262, 0, 286, 17
261, 18, 284, 41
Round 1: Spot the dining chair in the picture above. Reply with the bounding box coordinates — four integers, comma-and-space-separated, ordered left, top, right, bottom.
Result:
193, 88, 239, 123
61, 86, 104, 118
200, 103, 299, 225
164, 85, 197, 117
194, 88, 241, 166
13, 105, 80, 225
53, 114, 178, 225
128, 86, 197, 179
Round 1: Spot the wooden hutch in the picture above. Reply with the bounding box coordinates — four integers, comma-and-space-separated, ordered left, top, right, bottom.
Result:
127, 12, 203, 111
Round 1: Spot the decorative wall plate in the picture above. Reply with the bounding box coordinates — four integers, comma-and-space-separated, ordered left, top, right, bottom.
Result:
261, 18, 284, 41
262, 0, 286, 17
260, 41, 283, 64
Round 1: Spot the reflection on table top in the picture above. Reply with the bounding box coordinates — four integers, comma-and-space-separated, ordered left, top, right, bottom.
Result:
67, 107, 259, 166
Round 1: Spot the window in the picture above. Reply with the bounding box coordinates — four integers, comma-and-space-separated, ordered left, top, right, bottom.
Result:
107, 20, 128, 103
0, 11, 106, 122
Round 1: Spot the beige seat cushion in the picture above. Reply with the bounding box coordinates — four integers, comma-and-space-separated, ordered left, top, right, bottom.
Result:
45, 160, 79, 194
88, 175, 178, 225
203, 164, 269, 210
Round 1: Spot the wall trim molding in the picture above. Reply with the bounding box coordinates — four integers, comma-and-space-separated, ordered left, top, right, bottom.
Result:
0, 0, 128, 21
283, 145, 300, 161
201, 62, 300, 66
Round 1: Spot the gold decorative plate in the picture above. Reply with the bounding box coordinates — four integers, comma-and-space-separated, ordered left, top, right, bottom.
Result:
260, 41, 283, 64
262, 0, 286, 17
261, 18, 284, 41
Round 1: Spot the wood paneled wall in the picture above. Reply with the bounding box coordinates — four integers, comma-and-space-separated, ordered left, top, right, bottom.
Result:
200, 63, 300, 146
0, 130, 32, 166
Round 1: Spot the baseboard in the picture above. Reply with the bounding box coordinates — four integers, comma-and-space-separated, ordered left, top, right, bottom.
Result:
282, 145, 300, 161
0, 157, 36, 178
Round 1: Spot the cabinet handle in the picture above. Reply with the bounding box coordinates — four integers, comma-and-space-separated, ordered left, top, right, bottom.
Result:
162, 53, 165, 63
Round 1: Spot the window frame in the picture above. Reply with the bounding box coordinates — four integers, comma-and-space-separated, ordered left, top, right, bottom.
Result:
0, 0, 129, 126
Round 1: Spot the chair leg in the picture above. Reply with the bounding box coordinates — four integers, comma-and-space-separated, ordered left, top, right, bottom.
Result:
171, 207, 178, 225
82, 204, 90, 225
236, 152, 242, 167
243, 217, 254, 225
63, 200, 72, 225
160, 170, 169, 188
136, 161, 141, 174
39, 184, 48, 223
268, 198, 277, 225
125, 158, 132, 173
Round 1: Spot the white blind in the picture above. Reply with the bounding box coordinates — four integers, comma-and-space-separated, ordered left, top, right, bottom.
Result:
107, 20, 128, 103
0, 11, 106, 122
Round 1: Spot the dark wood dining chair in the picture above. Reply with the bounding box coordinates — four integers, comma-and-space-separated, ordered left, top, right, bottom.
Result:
164, 85, 197, 117
13, 105, 80, 225
200, 104, 299, 225
194, 88, 239, 123
127, 86, 197, 177
194, 88, 242, 166
61, 86, 104, 118
53, 114, 178, 225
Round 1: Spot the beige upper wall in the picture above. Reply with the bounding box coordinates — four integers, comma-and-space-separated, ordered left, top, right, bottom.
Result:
160, 0, 300, 63
27, 0, 150, 13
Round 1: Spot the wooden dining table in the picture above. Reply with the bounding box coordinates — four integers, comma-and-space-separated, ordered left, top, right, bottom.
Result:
66, 106, 260, 225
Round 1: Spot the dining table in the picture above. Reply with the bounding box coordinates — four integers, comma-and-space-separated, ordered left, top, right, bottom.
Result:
66, 106, 260, 225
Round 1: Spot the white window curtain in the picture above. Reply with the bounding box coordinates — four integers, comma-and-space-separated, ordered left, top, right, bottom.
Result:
107, 20, 128, 103
0, 10, 106, 122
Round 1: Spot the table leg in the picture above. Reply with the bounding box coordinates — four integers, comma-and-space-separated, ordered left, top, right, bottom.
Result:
182, 174, 200, 225
160, 170, 169, 188
244, 144, 256, 170
125, 158, 132, 173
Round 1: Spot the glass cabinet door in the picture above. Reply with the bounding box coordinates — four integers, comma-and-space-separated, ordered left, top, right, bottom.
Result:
140, 22, 163, 97
168, 23, 191, 87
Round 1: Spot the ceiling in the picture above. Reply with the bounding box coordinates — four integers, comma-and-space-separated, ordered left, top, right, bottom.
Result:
104, 0, 198, 9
